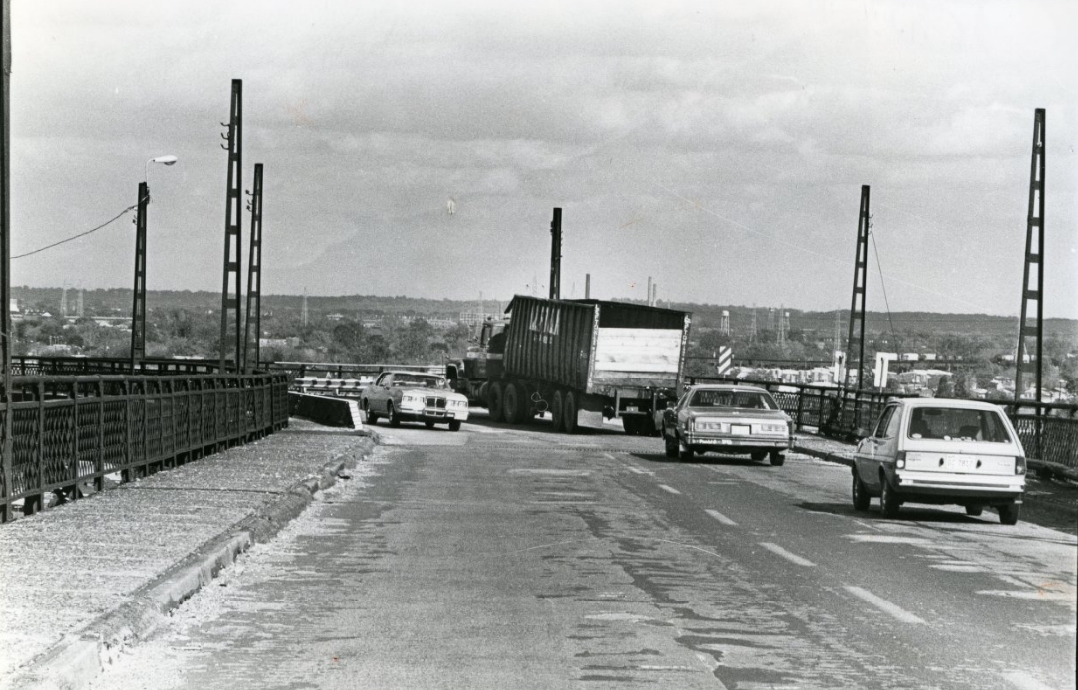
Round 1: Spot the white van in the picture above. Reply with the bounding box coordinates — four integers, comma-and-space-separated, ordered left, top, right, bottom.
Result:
851, 398, 1026, 524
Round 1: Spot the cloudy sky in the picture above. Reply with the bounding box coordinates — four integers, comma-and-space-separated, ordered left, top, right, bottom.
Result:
9, 0, 1077, 317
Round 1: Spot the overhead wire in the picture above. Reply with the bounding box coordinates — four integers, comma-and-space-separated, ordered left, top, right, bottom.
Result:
12, 196, 148, 260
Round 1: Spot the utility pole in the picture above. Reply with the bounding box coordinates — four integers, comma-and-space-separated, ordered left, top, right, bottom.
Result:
845, 185, 871, 391
130, 182, 149, 365
1015, 108, 1046, 406
549, 207, 562, 300
243, 163, 264, 372
1, 0, 14, 522
218, 79, 243, 371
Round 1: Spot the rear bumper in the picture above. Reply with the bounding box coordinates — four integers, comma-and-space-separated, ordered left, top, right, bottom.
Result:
684, 433, 792, 452
893, 470, 1024, 503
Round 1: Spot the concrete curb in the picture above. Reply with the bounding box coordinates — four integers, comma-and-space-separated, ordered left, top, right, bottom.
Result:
794, 442, 855, 469
8, 436, 378, 690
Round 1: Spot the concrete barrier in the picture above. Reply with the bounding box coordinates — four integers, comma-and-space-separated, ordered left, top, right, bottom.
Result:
289, 392, 363, 429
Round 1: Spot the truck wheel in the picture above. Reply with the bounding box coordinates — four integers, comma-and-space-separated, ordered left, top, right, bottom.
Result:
448, 420, 461, 432
504, 382, 524, 424
488, 382, 505, 422
562, 391, 578, 433
550, 390, 565, 432
622, 416, 638, 435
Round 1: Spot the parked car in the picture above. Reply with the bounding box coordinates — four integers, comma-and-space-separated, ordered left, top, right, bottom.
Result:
851, 398, 1026, 524
661, 384, 793, 464
362, 371, 469, 431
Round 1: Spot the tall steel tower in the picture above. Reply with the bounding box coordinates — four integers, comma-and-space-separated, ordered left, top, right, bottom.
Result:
218, 79, 243, 371
1014, 108, 1046, 406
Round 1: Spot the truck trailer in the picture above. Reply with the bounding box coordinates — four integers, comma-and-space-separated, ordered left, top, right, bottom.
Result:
448, 295, 692, 434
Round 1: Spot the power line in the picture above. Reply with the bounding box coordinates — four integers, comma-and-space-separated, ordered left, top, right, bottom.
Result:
12, 199, 144, 260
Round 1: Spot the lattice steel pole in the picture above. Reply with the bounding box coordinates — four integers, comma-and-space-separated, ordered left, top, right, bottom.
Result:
130, 182, 148, 367
845, 185, 871, 392
1, 0, 12, 523
218, 79, 243, 371
243, 163, 263, 372
1015, 109, 1045, 406
549, 207, 561, 300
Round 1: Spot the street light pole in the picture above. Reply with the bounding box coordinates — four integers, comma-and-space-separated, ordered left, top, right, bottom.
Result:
129, 156, 177, 369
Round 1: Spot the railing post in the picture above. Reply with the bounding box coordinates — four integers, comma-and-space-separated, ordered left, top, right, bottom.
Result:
95, 380, 104, 493
795, 389, 805, 432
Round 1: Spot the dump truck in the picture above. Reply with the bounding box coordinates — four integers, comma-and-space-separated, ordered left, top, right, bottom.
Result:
447, 295, 691, 434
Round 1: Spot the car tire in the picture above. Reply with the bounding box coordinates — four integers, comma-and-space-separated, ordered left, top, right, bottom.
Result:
769, 451, 785, 466
448, 420, 461, 432
424, 421, 436, 429
998, 503, 1020, 526
550, 390, 565, 432
852, 471, 870, 511
363, 400, 378, 425
678, 438, 694, 461
664, 427, 679, 458
880, 476, 901, 518
562, 391, 578, 434
488, 382, 505, 423
751, 451, 767, 462
387, 403, 401, 428
965, 505, 983, 517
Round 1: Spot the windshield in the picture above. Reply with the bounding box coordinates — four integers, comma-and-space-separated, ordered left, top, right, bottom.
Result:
907, 407, 1012, 443
392, 375, 448, 389
689, 390, 776, 410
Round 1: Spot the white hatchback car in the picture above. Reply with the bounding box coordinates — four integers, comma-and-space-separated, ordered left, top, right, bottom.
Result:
852, 398, 1026, 524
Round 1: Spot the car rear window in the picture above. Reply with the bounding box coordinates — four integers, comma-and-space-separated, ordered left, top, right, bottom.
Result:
906, 407, 1012, 443
690, 390, 776, 410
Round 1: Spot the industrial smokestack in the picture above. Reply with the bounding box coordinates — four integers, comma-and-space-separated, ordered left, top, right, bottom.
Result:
549, 207, 562, 300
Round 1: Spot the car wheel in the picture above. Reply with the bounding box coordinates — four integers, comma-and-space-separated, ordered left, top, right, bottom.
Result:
678, 437, 694, 461
664, 427, 679, 458
751, 451, 767, 462
363, 400, 378, 425
852, 471, 870, 511
562, 391, 578, 434
448, 420, 461, 432
965, 505, 983, 517
424, 420, 436, 429
880, 476, 901, 518
487, 381, 505, 423
998, 503, 1020, 526
387, 403, 401, 428
769, 451, 785, 467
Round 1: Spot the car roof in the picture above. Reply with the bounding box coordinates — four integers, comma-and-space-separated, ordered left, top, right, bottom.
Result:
687, 384, 769, 393
383, 371, 441, 377
891, 398, 1006, 412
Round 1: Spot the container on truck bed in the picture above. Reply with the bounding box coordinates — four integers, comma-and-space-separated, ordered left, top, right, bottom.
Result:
448, 295, 691, 434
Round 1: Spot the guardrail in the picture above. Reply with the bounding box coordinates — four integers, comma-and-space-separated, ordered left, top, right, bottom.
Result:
12, 356, 224, 377
687, 376, 1078, 478
267, 361, 444, 382
0, 372, 290, 522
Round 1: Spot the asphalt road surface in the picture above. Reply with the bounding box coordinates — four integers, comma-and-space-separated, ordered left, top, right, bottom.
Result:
93, 415, 1077, 690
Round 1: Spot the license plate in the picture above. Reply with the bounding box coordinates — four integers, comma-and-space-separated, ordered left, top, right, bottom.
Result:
626, 406, 639, 412
946, 456, 977, 471
731, 425, 751, 435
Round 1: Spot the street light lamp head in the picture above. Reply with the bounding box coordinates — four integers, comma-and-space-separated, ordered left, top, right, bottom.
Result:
149, 155, 178, 166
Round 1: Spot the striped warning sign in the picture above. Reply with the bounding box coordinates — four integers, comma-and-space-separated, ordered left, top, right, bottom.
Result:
716, 346, 733, 376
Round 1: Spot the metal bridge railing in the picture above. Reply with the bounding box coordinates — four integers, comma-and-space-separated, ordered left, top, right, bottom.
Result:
11, 356, 224, 377
1, 371, 290, 522
686, 376, 1078, 477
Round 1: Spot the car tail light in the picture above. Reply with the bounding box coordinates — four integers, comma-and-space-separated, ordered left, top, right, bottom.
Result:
1015, 456, 1026, 475
895, 451, 907, 469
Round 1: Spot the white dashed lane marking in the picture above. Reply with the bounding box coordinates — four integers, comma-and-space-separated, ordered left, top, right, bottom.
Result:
705, 509, 738, 526
844, 586, 926, 624
658, 484, 682, 495
759, 542, 816, 567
